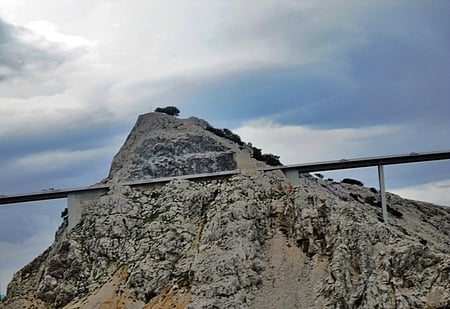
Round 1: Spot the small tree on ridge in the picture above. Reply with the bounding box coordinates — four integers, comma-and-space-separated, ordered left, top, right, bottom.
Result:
154, 106, 180, 116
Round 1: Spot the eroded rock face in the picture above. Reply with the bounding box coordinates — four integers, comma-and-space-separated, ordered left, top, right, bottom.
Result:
107, 113, 260, 182
3, 113, 450, 308
3, 173, 450, 309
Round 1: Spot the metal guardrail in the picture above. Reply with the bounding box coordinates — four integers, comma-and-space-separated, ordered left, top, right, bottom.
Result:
262, 150, 450, 173
0, 186, 108, 205
1, 150, 450, 225
0, 170, 240, 205
263, 150, 450, 224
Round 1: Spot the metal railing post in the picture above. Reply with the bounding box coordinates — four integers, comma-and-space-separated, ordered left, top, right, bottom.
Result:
378, 164, 388, 224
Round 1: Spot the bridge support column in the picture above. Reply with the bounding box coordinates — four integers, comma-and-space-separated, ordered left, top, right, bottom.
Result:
283, 169, 301, 186
378, 165, 388, 225
67, 192, 82, 231
67, 190, 104, 231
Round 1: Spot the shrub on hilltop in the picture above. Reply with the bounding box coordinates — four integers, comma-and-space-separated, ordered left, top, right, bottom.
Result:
154, 106, 180, 116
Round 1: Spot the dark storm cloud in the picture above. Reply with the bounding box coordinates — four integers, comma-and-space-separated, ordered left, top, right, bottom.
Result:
0, 17, 69, 81
0, 120, 126, 160
146, 1, 450, 132
0, 119, 130, 194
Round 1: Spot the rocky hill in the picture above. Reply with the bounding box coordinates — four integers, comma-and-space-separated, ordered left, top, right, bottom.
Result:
106, 112, 267, 182
1, 112, 449, 309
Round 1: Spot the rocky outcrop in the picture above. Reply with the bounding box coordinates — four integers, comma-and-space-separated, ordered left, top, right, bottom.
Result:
107, 112, 264, 182
2, 113, 450, 308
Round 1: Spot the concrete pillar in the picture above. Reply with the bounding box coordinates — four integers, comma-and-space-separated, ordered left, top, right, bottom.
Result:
378, 165, 388, 225
67, 190, 104, 231
67, 192, 82, 231
283, 169, 301, 186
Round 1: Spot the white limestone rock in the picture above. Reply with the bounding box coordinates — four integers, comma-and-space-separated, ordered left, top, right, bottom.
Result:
2, 113, 449, 309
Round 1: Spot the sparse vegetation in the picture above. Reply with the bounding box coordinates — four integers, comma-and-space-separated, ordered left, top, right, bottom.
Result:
260, 153, 282, 166
61, 208, 68, 219
144, 213, 160, 224
154, 106, 180, 116
206, 126, 282, 166
250, 145, 282, 166
206, 126, 244, 146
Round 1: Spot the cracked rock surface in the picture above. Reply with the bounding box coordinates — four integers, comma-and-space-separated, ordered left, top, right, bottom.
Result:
107, 112, 262, 182
2, 113, 449, 308
4, 173, 449, 309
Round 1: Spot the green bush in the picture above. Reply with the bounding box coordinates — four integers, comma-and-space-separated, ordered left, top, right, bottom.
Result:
154, 106, 180, 116
144, 213, 160, 224
206, 126, 282, 166
261, 153, 282, 166
206, 126, 244, 146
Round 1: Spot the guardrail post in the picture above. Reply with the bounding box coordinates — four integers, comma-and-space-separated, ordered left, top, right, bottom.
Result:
378, 165, 388, 224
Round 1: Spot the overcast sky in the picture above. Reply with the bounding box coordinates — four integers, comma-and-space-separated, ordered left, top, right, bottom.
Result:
1, 0, 449, 295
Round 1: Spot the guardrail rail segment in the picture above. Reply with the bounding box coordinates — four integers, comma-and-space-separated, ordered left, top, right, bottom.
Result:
0, 170, 240, 205
2, 151, 450, 226
264, 150, 450, 224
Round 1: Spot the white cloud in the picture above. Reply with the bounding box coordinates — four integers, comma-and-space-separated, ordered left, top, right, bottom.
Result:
25, 20, 93, 48
2, 132, 125, 174
10, 148, 109, 172
234, 119, 450, 206
391, 179, 450, 207
0, 93, 98, 137
0, 1, 373, 112
234, 119, 397, 164
0, 0, 387, 148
